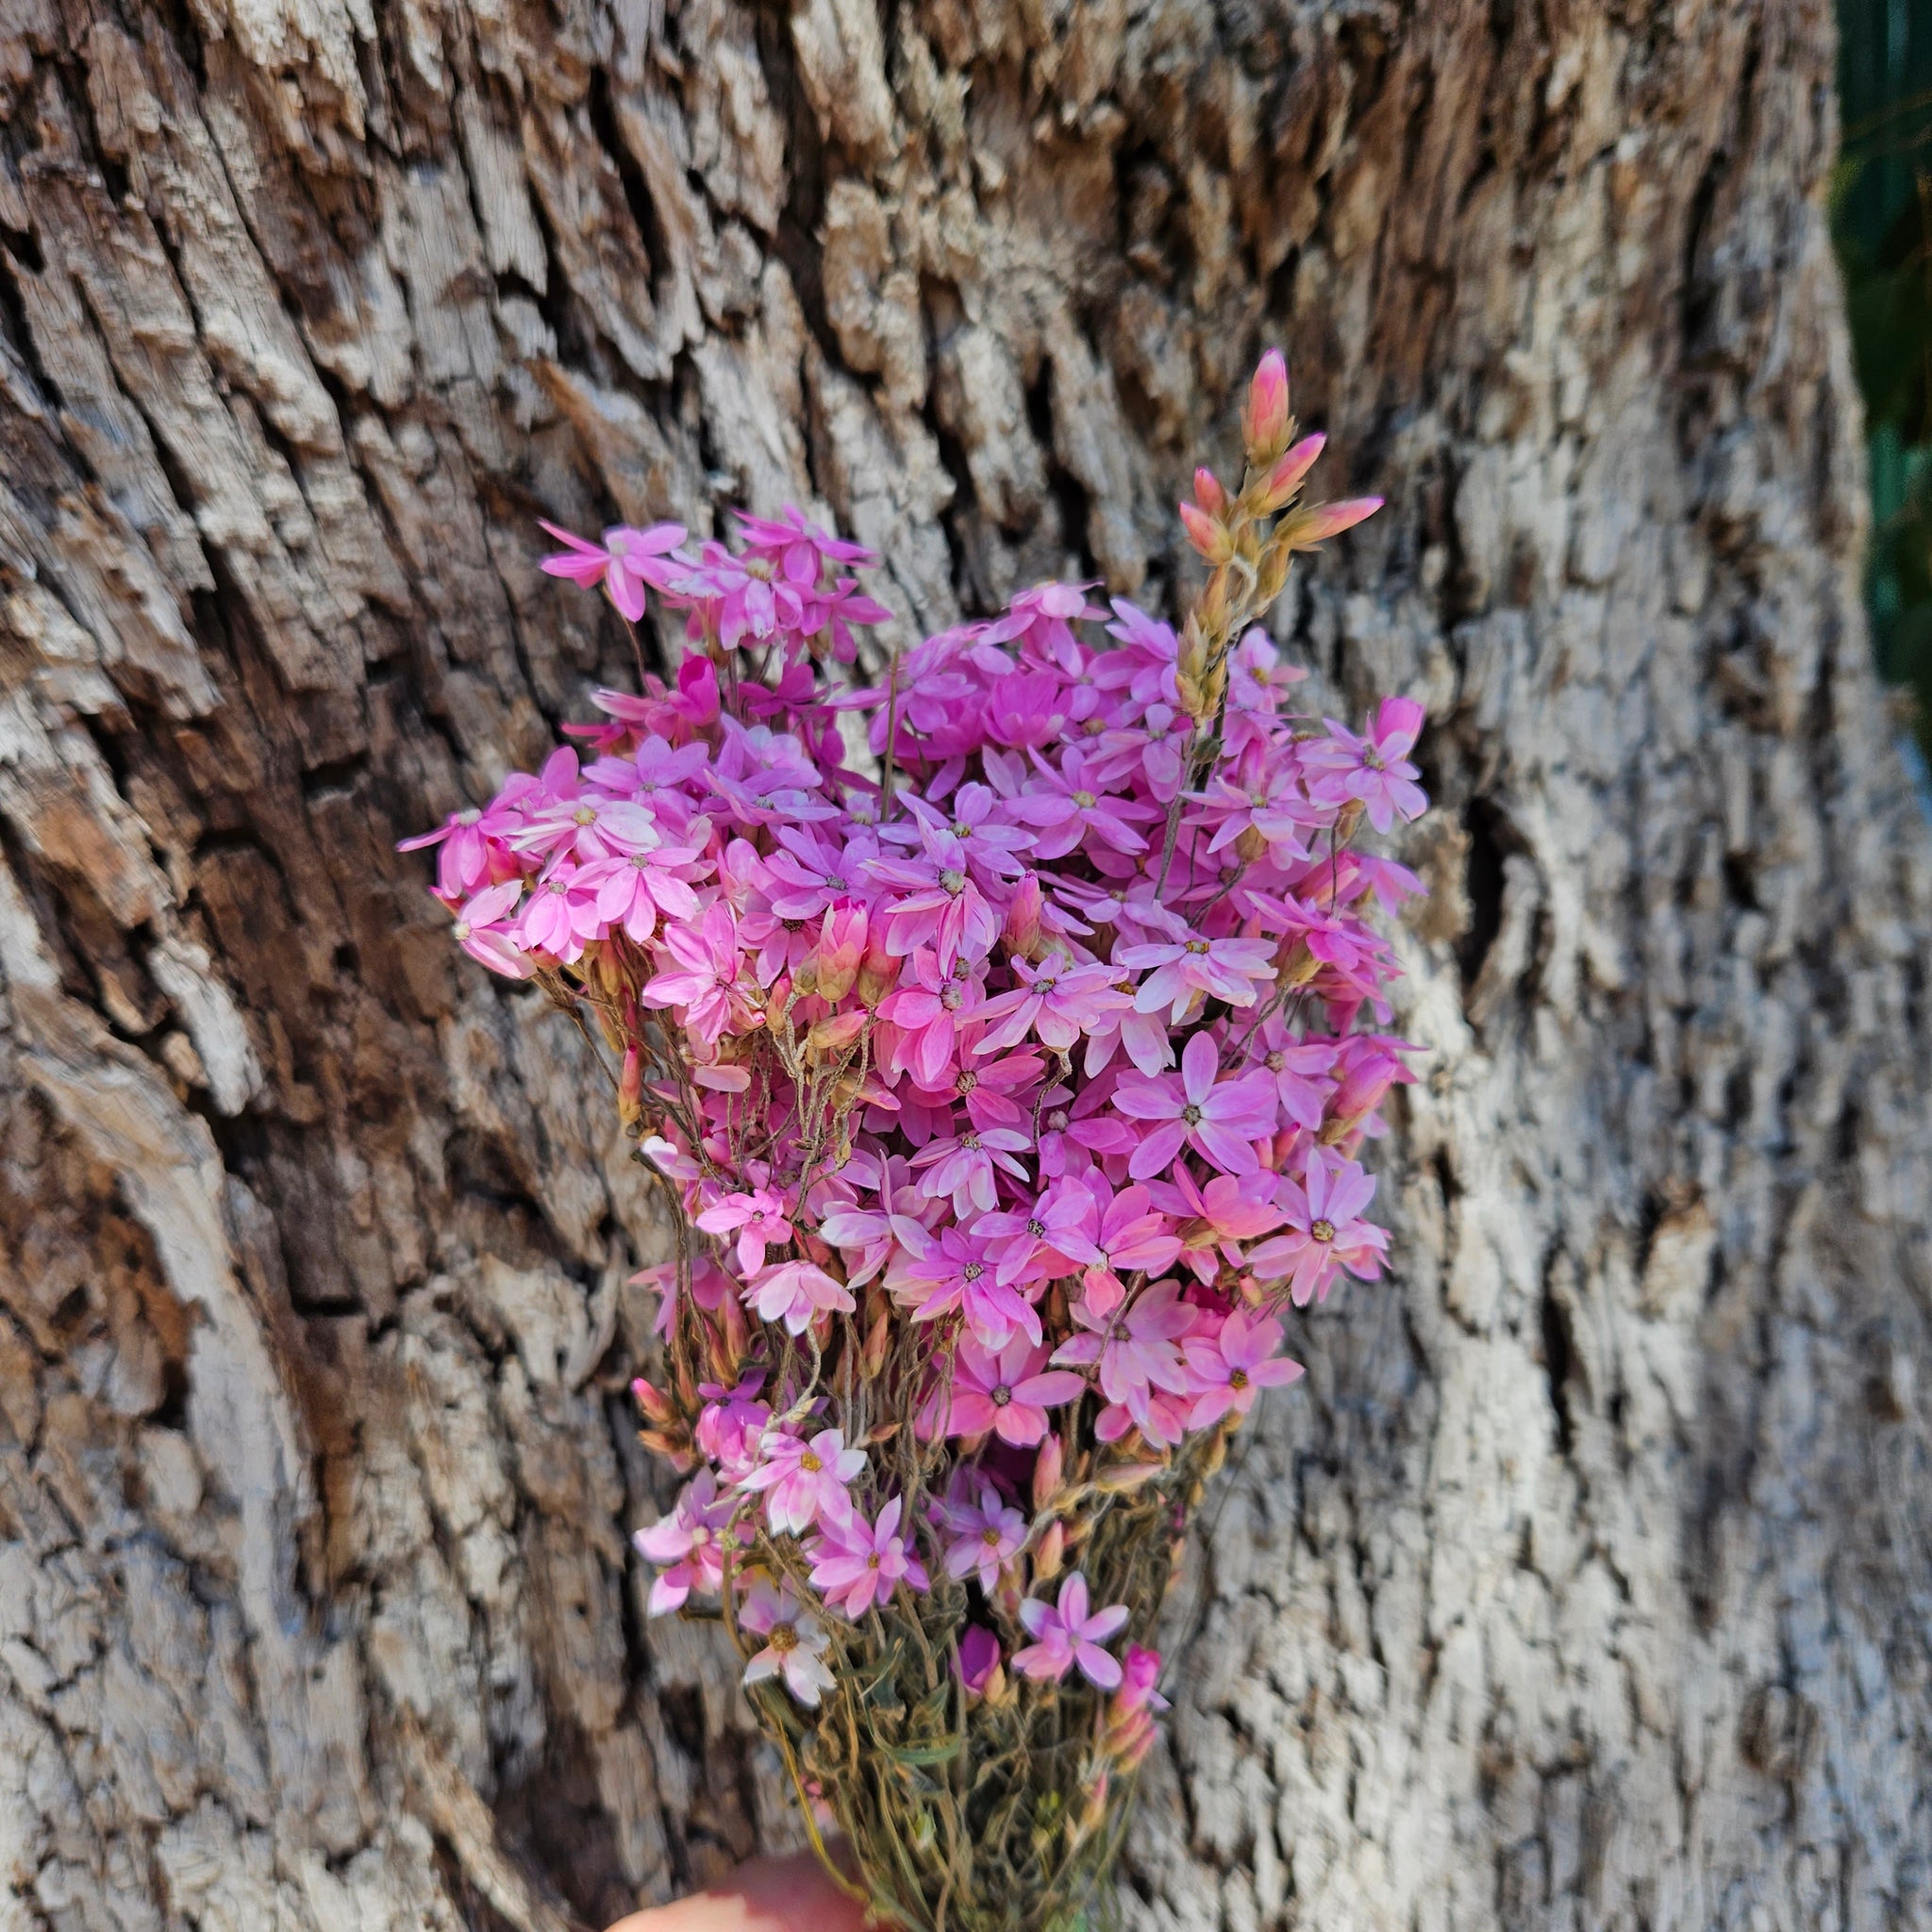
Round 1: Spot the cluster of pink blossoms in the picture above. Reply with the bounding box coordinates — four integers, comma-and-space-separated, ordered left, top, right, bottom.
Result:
405, 353, 1423, 1743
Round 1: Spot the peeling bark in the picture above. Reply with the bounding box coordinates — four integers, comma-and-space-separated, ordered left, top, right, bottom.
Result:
2, 0, 1929, 1927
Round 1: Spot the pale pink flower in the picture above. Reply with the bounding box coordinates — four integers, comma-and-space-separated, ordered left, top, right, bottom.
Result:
633, 1471, 740, 1614
738, 1575, 836, 1706
1012, 1573, 1130, 1689
939, 1479, 1027, 1591
1051, 1282, 1194, 1432
966, 956, 1128, 1055
1303, 697, 1428, 832
642, 902, 752, 1046
1183, 1308, 1304, 1428
1047, 1177, 1183, 1318
746, 1257, 856, 1333
932, 1335, 1085, 1446
1112, 1033, 1277, 1178
808, 1496, 929, 1617
1246, 1148, 1388, 1306
895, 1227, 1042, 1351
738, 1427, 865, 1533
696, 1188, 794, 1273
539, 520, 688, 622
448, 881, 532, 979
1117, 925, 1276, 1022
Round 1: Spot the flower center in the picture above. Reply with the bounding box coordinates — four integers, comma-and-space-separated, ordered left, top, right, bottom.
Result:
960, 1133, 982, 1151
1046, 1111, 1070, 1134
1026, 1218, 1045, 1239
690, 1525, 712, 1547
1035, 976, 1058, 995
1310, 1219, 1336, 1243
953, 821, 974, 840
991, 1384, 1012, 1406
631, 852, 652, 869
745, 558, 775, 580
941, 986, 964, 1010
1362, 747, 1385, 770
982, 1526, 1003, 1546
1184, 939, 1209, 955
956, 1072, 979, 1094
1266, 1050, 1287, 1072
1072, 791, 1097, 809
768, 1622, 798, 1654
800, 1451, 824, 1473
867, 1552, 883, 1569
1228, 1369, 1250, 1391
939, 868, 967, 895
1182, 1104, 1204, 1125
574, 806, 597, 825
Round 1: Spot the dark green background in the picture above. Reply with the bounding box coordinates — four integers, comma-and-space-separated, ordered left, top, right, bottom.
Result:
1837, 0, 1932, 757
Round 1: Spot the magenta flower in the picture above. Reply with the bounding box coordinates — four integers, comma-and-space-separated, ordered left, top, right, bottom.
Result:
939, 1479, 1027, 1591
1112, 1033, 1277, 1178
448, 881, 533, 979
514, 870, 604, 963
958, 1624, 1003, 1693
808, 1496, 930, 1617
1004, 747, 1155, 859
738, 1427, 866, 1534
935, 1335, 1086, 1446
1183, 1308, 1304, 1428
693, 1372, 771, 1475
966, 956, 1128, 1055
633, 1470, 741, 1614
575, 843, 704, 943
1246, 1148, 1388, 1307
876, 949, 980, 1088
734, 503, 877, 582
642, 902, 751, 1046
1048, 1178, 1183, 1318
745, 1257, 856, 1334
910, 1124, 1032, 1219
1302, 696, 1429, 832
868, 828, 1003, 971
738, 1575, 836, 1706
1145, 1167, 1284, 1281
972, 1180, 1098, 1287
1012, 1573, 1131, 1689
696, 1187, 795, 1273
1051, 1281, 1194, 1432
896, 1227, 1042, 1351
1117, 924, 1276, 1022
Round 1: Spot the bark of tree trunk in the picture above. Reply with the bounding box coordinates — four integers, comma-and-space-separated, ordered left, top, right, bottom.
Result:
2, 0, 1927, 1925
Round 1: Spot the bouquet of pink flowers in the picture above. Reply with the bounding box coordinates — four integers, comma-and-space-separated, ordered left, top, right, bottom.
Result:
404, 353, 1424, 1930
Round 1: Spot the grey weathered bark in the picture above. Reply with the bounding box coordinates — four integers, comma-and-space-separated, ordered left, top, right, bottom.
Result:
2, 0, 1928, 1925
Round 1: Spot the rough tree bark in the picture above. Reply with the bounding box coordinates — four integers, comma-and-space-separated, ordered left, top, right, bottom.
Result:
1, 0, 1928, 1925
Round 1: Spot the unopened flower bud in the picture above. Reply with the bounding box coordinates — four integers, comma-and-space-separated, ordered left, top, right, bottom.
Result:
812, 902, 867, 1003
1191, 466, 1228, 517
860, 1299, 891, 1378
1282, 495, 1384, 550
1032, 1518, 1065, 1581
1179, 500, 1234, 565
631, 1376, 675, 1425
618, 1044, 644, 1127
1241, 348, 1291, 460
806, 1008, 867, 1061
1032, 1432, 1064, 1512
958, 1624, 1001, 1695
764, 974, 794, 1031
856, 930, 900, 1008
1002, 874, 1044, 959
720, 1280, 750, 1362
1260, 432, 1324, 511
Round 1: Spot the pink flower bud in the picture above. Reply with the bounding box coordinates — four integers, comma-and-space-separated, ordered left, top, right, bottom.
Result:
1191, 466, 1227, 517
958, 1624, 1002, 1694
631, 1376, 675, 1424
1178, 501, 1234, 565
807, 1008, 867, 1058
1002, 874, 1043, 959
1033, 1518, 1066, 1581
1242, 349, 1291, 458
1117, 1644, 1164, 1713
857, 929, 900, 1008
812, 902, 868, 1003
1032, 1432, 1064, 1512
1324, 1039, 1413, 1133
1260, 432, 1325, 511
618, 1044, 644, 1125
1286, 496, 1383, 548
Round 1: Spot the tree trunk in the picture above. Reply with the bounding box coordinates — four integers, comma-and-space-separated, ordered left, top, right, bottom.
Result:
2, 0, 1927, 1925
